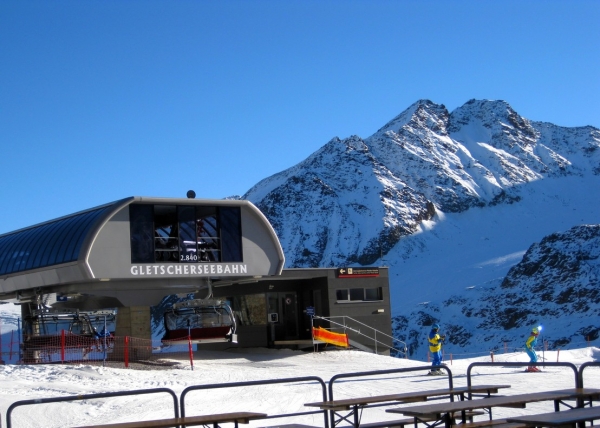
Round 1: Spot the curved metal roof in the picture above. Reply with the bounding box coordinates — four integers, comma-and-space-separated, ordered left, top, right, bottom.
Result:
0, 197, 285, 306
0, 204, 114, 276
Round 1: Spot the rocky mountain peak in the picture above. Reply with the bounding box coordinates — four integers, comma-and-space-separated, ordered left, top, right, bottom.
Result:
244, 99, 599, 271
501, 224, 600, 293
449, 98, 538, 148
376, 99, 449, 136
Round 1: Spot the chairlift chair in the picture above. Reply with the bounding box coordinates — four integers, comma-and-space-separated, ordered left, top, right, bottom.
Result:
162, 299, 237, 344
22, 309, 116, 350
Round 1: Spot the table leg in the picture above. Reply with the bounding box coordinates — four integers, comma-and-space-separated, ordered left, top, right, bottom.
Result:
443, 412, 452, 428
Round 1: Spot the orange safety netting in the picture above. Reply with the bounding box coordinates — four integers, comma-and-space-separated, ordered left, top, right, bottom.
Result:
312, 327, 349, 348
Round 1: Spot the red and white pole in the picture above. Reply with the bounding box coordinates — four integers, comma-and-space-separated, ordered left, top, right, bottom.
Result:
188, 335, 194, 371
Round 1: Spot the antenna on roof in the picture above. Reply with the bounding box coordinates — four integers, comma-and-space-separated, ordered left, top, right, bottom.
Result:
186, 190, 196, 199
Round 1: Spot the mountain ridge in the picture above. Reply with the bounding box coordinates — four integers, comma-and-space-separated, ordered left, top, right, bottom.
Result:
244, 99, 599, 267
242, 98, 600, 357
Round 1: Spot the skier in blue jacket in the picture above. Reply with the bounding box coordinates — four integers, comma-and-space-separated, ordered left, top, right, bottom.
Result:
428, 324, 445, 375
525, 326, 541, 372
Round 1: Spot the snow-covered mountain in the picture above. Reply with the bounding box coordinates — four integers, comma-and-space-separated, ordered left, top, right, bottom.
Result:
243, 99, 600, 358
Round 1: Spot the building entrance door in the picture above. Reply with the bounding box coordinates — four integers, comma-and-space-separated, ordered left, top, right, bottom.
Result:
267, 292, 298, 342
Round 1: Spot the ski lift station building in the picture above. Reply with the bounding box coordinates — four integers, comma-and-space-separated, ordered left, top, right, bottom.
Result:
0, 196, 393, 353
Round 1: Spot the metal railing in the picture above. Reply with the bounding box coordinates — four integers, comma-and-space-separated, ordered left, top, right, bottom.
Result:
466, 362, 580, 389
578, 362, 600, 388
312, 315, 408, 357
180, 375, 329, 428
327, 366, 453, 428
5, 387, 179, 428
5, 363, 599, 427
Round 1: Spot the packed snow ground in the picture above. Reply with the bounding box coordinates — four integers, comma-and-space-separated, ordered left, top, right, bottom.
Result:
0, 345, 598, 428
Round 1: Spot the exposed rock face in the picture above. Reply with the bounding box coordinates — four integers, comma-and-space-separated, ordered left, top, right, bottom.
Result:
498, 225, 600, 331
392, 225, 600, 355
244, 99, 599, 269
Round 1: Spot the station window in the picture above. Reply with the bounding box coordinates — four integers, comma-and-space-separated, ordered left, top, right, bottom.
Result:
336, 287, 383, 302
129, 204, 242, 264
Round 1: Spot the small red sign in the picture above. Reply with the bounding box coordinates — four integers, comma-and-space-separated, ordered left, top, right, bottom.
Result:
337, 267, 380, 278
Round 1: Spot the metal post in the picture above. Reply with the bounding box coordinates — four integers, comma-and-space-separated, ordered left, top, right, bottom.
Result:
542, 334, 545, 368
17, 318, 21, 363
187, 320, 194, 371
374, 330, 377, 354
311, 315, 316, 353
124, 336, 129, 368
103, 315, 107, 367
10, 330, 14, 361
61, 330, 65, 363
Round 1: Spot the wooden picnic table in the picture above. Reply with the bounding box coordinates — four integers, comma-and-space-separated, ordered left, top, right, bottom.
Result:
72, 411, 268, 428
386, 388, 600, 428
506, 405, 600, 427
304, 384, 510, 428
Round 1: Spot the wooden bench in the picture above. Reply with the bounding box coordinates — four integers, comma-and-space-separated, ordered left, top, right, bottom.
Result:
358, 411, 487, 428
506, 405, 600, 427
387, 388, 600, 428
451, 419, 526, 428
359, 416, 436, 428
72, 411, 268, 428
305, 385, 510, 411
305, 385, 508, 428
258, 425, 320, 428
258, 425, 321, 428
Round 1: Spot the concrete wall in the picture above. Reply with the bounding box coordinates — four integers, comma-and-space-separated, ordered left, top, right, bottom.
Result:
115, 306, 151, 340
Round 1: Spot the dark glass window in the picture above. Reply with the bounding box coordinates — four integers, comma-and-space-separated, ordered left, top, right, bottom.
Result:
220, 207, 242, 262
195, 206, 219, 262
128, 203, 243, 264
178, 206, 197, 262
336, 289, 349, 301
349, 288, 364, 301
336, 287, 383, 302
154, 205, 178, 262
129, 204, 154, 263
365, 288, 383, 301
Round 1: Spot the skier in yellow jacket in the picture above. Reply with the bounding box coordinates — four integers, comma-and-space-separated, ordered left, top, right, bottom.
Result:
525, 326, 542, 372
428, 324, 445, 375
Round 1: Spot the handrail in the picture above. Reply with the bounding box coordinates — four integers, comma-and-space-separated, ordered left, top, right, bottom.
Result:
180, 375, 329, 428
466, 362, 580, 391
328, 366, 453, 428
312, 315, 408, 357
578, 362, 600, 388
5, 387, 179, 428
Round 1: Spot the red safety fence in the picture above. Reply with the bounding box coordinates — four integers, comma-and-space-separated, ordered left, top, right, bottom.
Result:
0, 331, 200, 368
0, 328, 20, 364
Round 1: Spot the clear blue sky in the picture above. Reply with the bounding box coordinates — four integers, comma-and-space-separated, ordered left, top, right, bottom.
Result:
1, 0, 598, 234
